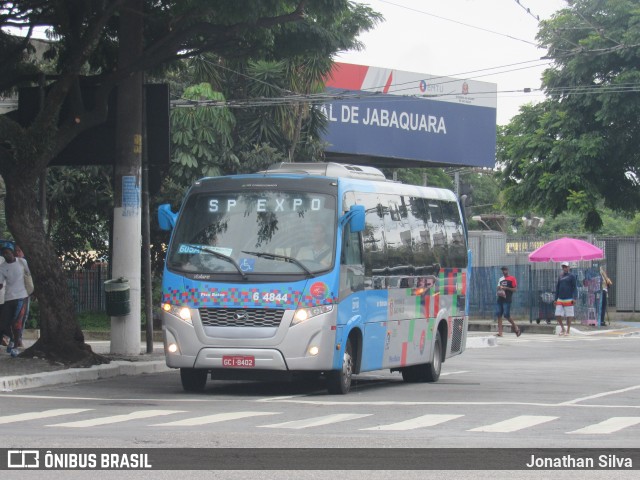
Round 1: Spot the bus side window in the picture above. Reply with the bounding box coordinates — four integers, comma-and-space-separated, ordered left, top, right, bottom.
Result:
339, 222, 364, 298
441, 200, 467, 268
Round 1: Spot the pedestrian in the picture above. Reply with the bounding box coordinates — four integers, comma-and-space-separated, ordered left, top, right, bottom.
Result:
0, 245, 31, 356
495, 266, 521, 337
599, 266, 612, 327
555, 261, 578, 336
13, 244, 31, 344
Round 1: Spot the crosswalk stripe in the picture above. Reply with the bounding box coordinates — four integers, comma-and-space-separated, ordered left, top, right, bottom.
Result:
259, 413, 372, 429
568, 417, 640, 434
468, 415, 558, 433
47, 410, 184, 428
151, 411, 281, 427
0, 409, 92, 425
361, 414, 463, 431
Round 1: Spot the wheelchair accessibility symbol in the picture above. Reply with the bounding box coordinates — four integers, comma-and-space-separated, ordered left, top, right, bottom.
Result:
239, 258, 255, 272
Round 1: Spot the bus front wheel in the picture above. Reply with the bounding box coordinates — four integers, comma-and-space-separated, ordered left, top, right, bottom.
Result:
180, 368, 208, 392
327, 340, 353, 394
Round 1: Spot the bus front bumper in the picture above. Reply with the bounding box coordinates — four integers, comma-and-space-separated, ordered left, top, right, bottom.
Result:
194, 348, 287, 370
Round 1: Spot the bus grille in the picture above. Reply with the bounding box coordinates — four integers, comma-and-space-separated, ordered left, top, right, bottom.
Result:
451, 317, 464, 353
200, 308, 284, 328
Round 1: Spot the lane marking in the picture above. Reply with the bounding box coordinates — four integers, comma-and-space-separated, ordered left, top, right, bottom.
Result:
257, 395, 308, 402
469, 415, 558, 433
47, 409, 184, 428
259, 413, 371, 429
151, 411, 280, 426
361, 414, 463, 431
568, 417, 640, 435
0, 408, 92, 424
559, 384, 640, 406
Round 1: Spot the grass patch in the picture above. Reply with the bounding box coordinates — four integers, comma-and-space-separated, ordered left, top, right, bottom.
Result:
78, 311, 111, 331
76, 311, 157, 331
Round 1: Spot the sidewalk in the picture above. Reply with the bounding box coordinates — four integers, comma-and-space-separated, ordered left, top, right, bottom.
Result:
468, 317, 640, 336
0, 338, 169, 392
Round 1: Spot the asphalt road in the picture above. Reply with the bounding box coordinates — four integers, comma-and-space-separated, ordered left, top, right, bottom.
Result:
2, 332, 639, 478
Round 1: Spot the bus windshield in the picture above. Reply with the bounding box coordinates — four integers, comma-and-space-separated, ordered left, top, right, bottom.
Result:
167, 190, 337, 276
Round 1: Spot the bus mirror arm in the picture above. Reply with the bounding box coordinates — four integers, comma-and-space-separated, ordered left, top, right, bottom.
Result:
340, 205, 365, 232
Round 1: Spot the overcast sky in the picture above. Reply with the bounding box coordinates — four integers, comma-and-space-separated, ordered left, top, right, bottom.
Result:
336, 0, 568, 125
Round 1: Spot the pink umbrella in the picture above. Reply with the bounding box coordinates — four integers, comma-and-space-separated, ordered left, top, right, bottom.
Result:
528, 237, 603, 262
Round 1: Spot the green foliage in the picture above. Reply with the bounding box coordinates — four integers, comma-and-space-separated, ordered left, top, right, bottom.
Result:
47, 166, 112, 270
170, 83, 238, 185
497, 0, 640, 231
461, 169, 500, 217
76, 311, 110, 332
384, 168, 453, 189
536, 208, 634, 236
627, 213, 640, 235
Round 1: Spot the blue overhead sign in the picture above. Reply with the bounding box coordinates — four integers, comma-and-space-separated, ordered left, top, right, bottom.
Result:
321, 63, 497, 168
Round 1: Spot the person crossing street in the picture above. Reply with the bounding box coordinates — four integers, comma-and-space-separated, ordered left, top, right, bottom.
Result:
495, 266, 521, 337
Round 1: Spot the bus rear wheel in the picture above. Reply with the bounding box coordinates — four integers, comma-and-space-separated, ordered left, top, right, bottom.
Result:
424, 331, 442, 382
401, 331, 442, 383
327, 340, 353, 394
180, 368, 208, 392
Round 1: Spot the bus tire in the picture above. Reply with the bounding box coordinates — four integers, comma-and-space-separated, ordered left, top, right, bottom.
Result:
424, 331, 442, 382
327, 340, 353, 394
180, 368, 208, 392
401, 331, 442, 383
401, 366, 419, 383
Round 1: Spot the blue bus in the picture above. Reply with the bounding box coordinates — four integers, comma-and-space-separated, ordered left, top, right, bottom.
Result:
158, 163, 470, 394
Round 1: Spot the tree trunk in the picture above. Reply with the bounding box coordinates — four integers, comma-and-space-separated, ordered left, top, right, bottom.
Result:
4, 169, 108, 366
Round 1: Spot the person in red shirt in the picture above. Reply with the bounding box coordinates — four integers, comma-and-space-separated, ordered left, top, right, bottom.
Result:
495, 266, 521, 337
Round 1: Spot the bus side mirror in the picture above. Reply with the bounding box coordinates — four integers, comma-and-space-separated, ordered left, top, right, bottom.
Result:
158, 204, 177, 231
349, 205, 365, 232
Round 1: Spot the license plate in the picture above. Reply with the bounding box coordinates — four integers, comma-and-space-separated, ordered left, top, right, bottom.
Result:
222, 355, 255, 368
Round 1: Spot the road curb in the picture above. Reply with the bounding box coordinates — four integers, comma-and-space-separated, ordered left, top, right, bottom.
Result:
0, 359, 170, 392
466, 335, 497, 348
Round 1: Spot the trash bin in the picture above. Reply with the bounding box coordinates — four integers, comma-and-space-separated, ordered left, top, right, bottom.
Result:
104, 277, 130, 316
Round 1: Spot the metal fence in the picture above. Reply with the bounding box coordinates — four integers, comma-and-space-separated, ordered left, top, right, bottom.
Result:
468, 233, 640, 321
66, 265, 108, 313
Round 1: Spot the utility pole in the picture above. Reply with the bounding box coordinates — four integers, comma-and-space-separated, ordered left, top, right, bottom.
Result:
454, 171, 460, 197
111, 0, 143, 354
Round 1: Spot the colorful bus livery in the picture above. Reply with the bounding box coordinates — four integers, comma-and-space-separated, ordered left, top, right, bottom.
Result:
158, 162, 470, 394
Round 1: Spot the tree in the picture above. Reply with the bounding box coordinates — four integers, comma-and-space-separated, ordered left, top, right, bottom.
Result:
497, 0, 640, 231
0, 0, 380, 365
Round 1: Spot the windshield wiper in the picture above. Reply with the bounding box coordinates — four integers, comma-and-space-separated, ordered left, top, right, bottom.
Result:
241, 250, 313, 277
187, 244, 248, 280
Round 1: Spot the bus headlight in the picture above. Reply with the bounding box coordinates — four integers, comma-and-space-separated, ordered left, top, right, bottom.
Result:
291, 304, 333, 326
161, 303, 193, 325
